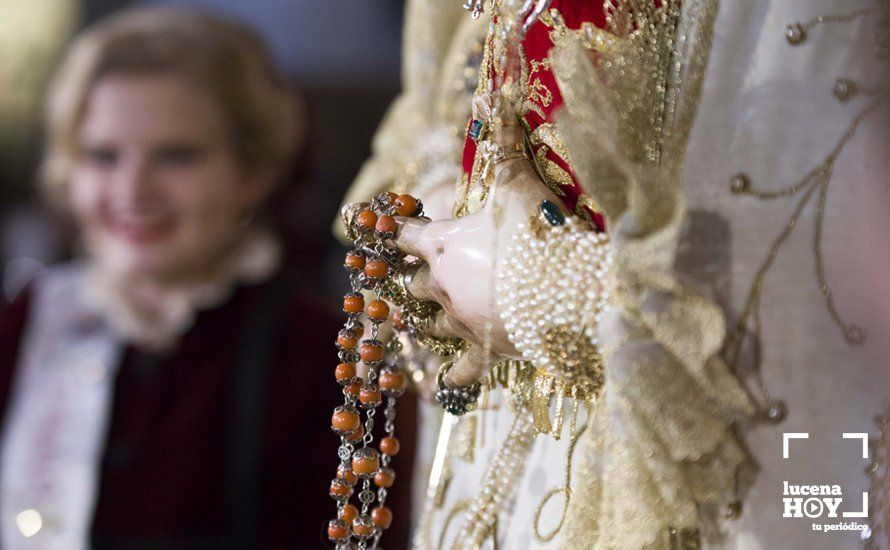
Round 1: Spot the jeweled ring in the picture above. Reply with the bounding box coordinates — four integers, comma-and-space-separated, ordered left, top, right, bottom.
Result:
397, 261, 423, 303
435, 360, 481, 416
492, 142, 529, 165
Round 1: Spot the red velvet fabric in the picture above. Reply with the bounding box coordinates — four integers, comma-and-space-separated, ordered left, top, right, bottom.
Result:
461, 1, 608, 230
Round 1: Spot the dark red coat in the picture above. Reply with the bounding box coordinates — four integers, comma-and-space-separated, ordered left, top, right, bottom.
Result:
0, 270, 415, 549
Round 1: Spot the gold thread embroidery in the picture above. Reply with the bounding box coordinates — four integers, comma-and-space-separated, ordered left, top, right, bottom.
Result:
437, 499, 473, 550
725, 95, 888, 412
533, 397, 587, 542
527, 58, 554, 110
529, 122, 576, 172
527, 78, 553, 108
575, 194, 604, 223
533, 144, 573, 196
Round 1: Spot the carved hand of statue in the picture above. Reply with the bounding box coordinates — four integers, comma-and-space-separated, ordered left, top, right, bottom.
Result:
387, 107, 567, 387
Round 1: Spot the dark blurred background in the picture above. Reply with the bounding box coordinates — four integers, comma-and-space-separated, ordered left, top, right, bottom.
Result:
0, 0, 405, 302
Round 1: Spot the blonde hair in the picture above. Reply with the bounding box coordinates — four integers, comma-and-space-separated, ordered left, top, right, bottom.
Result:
41, 7, 302, 198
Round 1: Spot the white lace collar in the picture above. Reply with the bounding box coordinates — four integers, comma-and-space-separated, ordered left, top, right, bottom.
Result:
81, 228, 282, 353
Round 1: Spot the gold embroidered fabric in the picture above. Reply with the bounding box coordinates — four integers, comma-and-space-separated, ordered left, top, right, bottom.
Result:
335, 0, 486, 239
548, 1, 756, 547
454, 2, 604, 221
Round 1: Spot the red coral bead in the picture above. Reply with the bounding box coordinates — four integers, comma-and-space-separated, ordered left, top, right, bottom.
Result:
374, 467, 395, 488
371, 506, 393, 529
375, 214, 398, 234
378, 368, 407, 397
345, 424, 364, 443
329, 478, 353, 499
367, 300, 390, 321
394, 194, 419, 217
339, 503, 359, 525
343, 294, 364, 314
359, 384, 382, 408
352, 516, 376, 538
355, 210, 377, 230
344, 379, 362, 398
364, 260, 389, 279
359, 340, 385, 364
344, 251, 365, 270
337, 330, 358, 350
327, 519, 349, 540
391, 309, 408, 331
380, 436, 400, 456
352, 447, 380, 477
335, 363, 356, 384
337, 464, 359, 486
331, 406, 360, 434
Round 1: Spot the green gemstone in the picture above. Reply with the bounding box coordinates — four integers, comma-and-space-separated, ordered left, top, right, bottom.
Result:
468, 119, 485, 141
540, 199, 565, 226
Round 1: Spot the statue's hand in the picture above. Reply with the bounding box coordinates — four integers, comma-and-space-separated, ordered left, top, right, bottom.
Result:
388, 121, 567, 387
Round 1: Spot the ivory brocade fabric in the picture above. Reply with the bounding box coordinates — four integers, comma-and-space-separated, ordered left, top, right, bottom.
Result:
342, 0, 890, 548
678, 2, 890, 548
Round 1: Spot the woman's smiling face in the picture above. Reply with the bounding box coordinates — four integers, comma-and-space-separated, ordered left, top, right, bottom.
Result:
71, 73, 269, 281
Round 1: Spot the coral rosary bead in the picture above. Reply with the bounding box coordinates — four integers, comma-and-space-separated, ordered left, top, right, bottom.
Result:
393, 194, 418, 216
378, 367, 407, 397
367, 299, 390, 321
344, 251, 365, 270
337, 464, 359, 486
331, 405, 360, 435
359, 340, 385, 364
380, 436, 400, 456
345, 425, 364, 443
364, 259, 389, 279
391, 309, 407, 331
355, 210, 377, 230
371, 506, 393, 529
352, 516, 376, 538
329, 478, 353, 499
352, 447, 381, 477
343, 293, 364, 314
339, 503, 359, 525
327, 519, 349, 541
336, 330, 358, 350
344, 380, 362, 398
375, 214, 397, 234
359, 384, 382, 408
374, 467, 395, 488
334, 362, 356, 384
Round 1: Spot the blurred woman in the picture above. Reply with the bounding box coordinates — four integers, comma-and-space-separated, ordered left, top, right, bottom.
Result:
0, 8, 341, 548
